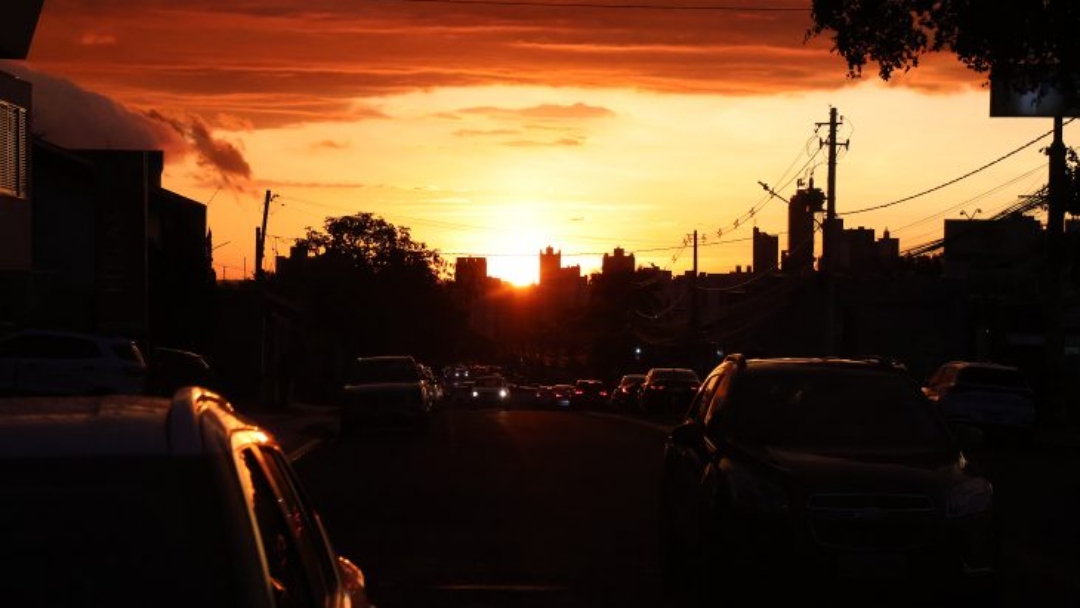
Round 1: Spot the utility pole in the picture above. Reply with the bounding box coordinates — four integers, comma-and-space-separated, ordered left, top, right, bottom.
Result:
816, 108, 848, 355
1045, 115, 1067, 423
255, 189, 273, 282
818, 107, 849, 273
690, 230, 699, 335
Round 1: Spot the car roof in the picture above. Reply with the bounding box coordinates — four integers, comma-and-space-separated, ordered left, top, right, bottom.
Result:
1, 328, 136, 344
733, 356, 909, 374
0, 388, 263, 459
939, 360, 1019, 371
356, 355, 416, 363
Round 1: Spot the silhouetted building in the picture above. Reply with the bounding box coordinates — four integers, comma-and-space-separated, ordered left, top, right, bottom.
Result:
602, 247, 635, 275
24, 140, 210, 349
784, 185, 822, 275
878, 229, 900, 265
752, 227, 779, 275
538, 245, 585, 312
0, 69, 31, 273
834, 221, 877, 275
942, 216, 1043, 289
0, 0, 42, 59
455, 256, 488, 290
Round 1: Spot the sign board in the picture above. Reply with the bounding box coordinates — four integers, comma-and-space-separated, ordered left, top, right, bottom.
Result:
990, 76, 1080, 117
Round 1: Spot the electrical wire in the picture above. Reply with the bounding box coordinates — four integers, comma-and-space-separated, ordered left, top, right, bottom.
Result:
841, 119, 1075, 216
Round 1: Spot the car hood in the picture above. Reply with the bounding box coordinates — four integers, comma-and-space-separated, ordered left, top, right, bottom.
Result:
753, 445, 965, 495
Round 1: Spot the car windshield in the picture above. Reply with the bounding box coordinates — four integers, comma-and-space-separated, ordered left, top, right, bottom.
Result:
958, 367, 1029, 389
725, 367, 951, 450
652, 369, 698, 383
475, 376, 506, 388
0, 456, 239, 607
349, 358, 420, 384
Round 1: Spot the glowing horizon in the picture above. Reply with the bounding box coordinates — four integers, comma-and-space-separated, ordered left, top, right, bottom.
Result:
10, 0, 1074, 285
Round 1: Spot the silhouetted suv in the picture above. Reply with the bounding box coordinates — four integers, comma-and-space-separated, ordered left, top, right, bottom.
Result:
659, 355, 994, 605
0, 388, 370, 608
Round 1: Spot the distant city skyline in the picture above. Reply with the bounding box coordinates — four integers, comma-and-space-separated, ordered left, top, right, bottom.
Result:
7, 1, 1077, 285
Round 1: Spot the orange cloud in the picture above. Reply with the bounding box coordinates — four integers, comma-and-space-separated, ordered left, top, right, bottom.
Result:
25, 0, 983, 130
79, 32, 117, 46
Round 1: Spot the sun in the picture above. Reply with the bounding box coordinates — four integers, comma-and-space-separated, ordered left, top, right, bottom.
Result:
487, 256, 538, 287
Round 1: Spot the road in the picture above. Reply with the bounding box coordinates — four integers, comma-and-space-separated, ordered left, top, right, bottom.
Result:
290, 400, 1080, 608
294, 403, 670, 608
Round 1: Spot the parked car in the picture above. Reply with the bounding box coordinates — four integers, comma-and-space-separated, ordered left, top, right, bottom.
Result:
659, 355, 994, 603
0, 328, 146, 396
0, 388, 371, 608
536, 384, 574, 409
570, 379, 608, 410
470, 374, 511, 405
609, 373, 646, 410
144, 346, 215, 397
923, 360, 1036, 445
418, 363, 444, 407
340, 355, 435, 432
637, 367, 700, 415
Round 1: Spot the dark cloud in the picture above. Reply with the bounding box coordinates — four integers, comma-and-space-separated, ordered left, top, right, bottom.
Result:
146, 110, 252, 189
0, 61, 182, 152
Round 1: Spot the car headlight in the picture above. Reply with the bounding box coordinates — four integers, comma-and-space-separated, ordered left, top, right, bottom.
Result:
499, 388, 508, 398
471, 390, 479, 398
947, 478, 993, 518
728, 465, 789, 514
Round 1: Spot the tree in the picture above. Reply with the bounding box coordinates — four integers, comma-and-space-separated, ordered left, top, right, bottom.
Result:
297, 213, 446, 280
278, 214, 462, 401
807, 0, 1080, 95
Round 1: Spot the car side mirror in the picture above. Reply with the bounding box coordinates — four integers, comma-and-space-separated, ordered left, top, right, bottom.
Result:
337, 556, 371, 607
670, 421, 704, 448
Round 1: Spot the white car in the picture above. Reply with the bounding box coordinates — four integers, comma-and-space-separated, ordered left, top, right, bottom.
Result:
0, 329, 147, 396
923, 361, 1036, 441
470, 375, 510, 403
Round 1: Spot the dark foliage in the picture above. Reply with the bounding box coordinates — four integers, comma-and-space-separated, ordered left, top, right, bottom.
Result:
807, 0, 1080, 95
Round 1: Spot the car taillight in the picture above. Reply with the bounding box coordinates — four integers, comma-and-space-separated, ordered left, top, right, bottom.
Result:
649, 384, 664, 390
600, 390, 608, 397
574, 389, 583, 395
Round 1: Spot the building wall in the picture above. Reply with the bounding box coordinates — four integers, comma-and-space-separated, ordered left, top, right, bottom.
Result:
0, 70, 31, 272
752, 227, 779, 275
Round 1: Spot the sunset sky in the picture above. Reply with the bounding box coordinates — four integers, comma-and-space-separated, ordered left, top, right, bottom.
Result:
6, 0, 1076, 285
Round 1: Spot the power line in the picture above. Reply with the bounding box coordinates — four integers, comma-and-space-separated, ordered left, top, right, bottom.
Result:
841, 119, 1075, 216
888, 164, 1045, 236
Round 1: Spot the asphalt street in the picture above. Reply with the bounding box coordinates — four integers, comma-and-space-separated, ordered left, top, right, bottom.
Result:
281, 401, 1080, 608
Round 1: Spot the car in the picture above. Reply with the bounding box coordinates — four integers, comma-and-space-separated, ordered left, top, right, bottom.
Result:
659, 355, 995, 604
570, 379, 608, 410
609, 373, 646, 410
0, 328, 147, 396
637, 367, 700, 415
340, 355, 436, 432
923, 361, 1036, 445
470, 374, 511, 404
536, 383, 574, 409
0, 388, 371, 608
418, 363, 444, 407
144, 346, 216, 397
